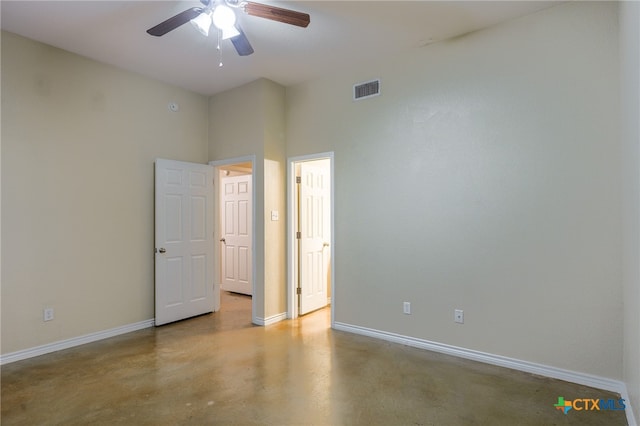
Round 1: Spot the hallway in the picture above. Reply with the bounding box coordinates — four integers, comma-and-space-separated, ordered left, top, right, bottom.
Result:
1, 292, 627, 425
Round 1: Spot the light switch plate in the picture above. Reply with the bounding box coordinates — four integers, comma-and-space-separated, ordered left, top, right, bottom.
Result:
44, 308, 54, 322
271, 210, 279, 221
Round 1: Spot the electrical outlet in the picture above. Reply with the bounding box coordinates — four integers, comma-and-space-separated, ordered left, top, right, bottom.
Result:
43, 308, 54, 322
403, 302, 411, 315
454, 309, 464, 324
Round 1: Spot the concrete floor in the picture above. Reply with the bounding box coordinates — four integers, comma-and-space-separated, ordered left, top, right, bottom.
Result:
2, 292, 627, 425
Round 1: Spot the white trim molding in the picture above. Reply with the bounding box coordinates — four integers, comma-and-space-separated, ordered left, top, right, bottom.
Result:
621, 385, 639, 426
0, 319, 155, 365
333, 321, 634, 417
254, 312, 287, 326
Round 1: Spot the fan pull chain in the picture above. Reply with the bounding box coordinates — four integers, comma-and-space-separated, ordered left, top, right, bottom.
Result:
217, 29, 223, 67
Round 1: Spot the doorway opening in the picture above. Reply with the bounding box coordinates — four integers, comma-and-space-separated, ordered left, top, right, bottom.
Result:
210, 156, 256, 324
288, 153, 334, 325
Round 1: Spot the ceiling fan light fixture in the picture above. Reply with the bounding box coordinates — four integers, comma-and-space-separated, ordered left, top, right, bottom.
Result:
191, 11, 212, 36
212, 4, 238, 39
220, 25, 240, 40
147, 1, 310, 57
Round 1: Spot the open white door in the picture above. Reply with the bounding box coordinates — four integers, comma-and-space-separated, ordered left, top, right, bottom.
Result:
220, 174, 253, 295
299, 161, 331, 315
155, 159, 214, 326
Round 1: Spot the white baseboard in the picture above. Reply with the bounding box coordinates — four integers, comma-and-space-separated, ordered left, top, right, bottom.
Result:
333, 321, 635, 424
620, 386, 639, 426
0, 319, 155, 365
254, 312, 287, 326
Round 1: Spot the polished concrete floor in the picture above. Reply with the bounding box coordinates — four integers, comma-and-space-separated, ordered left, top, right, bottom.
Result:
2, 292, 628, 425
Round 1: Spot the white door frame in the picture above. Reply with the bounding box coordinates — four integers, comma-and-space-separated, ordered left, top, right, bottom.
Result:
287, 152, 335, 325
209, 155, 257, 325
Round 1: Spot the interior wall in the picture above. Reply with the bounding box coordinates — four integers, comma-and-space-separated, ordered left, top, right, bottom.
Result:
1, 32, 209, 354
285, 2, 622, 379
262, 80, 287, 319
620, 1, 640, 420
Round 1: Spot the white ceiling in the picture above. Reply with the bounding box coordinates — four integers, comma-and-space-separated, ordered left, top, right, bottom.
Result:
1, 1, 562, 96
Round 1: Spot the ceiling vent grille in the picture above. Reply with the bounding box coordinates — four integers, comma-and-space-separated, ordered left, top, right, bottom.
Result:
353, 79, 380, 101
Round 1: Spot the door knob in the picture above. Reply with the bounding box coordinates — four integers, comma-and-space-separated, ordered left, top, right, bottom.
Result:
158, 248, 166, 254
220, 238, 226, 243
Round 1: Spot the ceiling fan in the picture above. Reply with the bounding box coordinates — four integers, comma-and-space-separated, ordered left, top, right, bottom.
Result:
146, 0, 310, 57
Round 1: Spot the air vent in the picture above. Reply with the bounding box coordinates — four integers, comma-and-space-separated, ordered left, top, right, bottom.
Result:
353, 79, 380, 101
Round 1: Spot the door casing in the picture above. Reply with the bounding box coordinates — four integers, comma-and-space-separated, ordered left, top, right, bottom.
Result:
210, 156, 257, 324
287, 152, 335, 324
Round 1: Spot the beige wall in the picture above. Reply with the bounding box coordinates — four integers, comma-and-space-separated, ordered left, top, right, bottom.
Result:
208, 78, 287, 320
1, 32, 209, 354
286, 2, 622, 379
621, 1, 640, 420
262, 80, 287, 318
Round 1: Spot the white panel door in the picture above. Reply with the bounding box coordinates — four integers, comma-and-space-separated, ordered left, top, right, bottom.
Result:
299, 162, 330, 315
155, 159, 214, 326
220, 175, 252, 295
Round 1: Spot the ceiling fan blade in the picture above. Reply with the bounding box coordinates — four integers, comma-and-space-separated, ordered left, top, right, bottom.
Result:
147, 7, 204, 36
230, 26, 254, 56
243, 2, 310, 28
